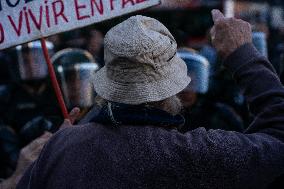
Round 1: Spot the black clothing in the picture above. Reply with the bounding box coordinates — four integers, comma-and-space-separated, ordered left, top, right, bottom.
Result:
82, 102, 185, 130
181, 100, 244, 133
4, 82, 62, 132
0, 125, 20, 178
0, 82, 62, 179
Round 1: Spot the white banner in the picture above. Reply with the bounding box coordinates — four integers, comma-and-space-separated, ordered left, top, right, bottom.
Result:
0, 0, 160, 50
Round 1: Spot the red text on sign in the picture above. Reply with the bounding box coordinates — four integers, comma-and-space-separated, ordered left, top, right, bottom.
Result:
74, 0, 104, 21
109, 0, 114, 10
45, 1, 51, 27
0, 23, 4, 44
8, 11, 23, 36
90, 0, 104, 16
122, 0, 147, 9
28, 6, 43, 30
122, 0, 135, 8
52, 0, 69, 25
74, 0, 90, 20
7, 0, 70, 37
24, 7, 31, 34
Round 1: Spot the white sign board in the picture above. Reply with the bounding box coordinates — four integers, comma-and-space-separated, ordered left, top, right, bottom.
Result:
0, 0, 160, 50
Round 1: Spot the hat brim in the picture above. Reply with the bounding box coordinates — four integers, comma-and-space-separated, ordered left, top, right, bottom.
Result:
93, 55, 191, 105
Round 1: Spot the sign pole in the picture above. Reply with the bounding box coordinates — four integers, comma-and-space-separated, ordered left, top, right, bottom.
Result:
40, 38, 69, 119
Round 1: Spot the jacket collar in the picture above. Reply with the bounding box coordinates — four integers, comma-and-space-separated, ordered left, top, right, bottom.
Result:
80, 102, 185, 130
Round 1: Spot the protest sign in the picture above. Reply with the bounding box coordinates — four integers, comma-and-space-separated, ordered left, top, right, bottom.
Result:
0, 0, 161, 50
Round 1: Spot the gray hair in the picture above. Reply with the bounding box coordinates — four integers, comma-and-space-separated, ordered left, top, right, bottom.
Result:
95, 95, 183, 116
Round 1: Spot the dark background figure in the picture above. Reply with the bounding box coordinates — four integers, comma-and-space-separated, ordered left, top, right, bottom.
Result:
4, 41, 62, 135
0, 50, 20, 179
0, 124, 20, 180
0, 41, 63, 179
84, 29, 105, 67
208, 66, 251, 128
52, 48, 100, 119
177, 48, 244, 133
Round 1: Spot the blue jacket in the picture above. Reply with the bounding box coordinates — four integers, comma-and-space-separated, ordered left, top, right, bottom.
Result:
17, 44, 284, 189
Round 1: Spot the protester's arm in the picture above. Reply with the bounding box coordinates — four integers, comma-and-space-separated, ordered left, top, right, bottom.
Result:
176, 10, 284, 188
210, 9, 284, 138
209, 43, 284, 188
176, 44, 284, 187
225, 43, 284, 137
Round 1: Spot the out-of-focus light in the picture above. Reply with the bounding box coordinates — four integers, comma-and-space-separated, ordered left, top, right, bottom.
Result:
224, 0, 235, 18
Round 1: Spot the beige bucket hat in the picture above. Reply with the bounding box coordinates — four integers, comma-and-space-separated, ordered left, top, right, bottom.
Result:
93, 15, 191, 105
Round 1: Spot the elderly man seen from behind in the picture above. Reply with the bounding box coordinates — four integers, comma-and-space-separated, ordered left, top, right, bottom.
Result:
17, 10, 284, 189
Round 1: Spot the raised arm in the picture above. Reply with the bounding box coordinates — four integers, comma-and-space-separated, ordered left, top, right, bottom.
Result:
179, 10, 284, 188
211, 9, 284, 138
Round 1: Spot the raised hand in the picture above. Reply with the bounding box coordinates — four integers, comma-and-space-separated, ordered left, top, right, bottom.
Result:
60, 107, 81, 129
210, 9, 252, 58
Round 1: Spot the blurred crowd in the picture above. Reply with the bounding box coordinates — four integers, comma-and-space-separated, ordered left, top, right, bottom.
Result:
1, 3, 284, 188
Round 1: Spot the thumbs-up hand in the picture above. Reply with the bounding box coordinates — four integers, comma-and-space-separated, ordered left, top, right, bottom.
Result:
210, 9, 252, 59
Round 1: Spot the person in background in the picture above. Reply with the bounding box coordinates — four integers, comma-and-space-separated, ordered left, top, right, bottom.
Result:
177, 48, 244, 132
0, 51, 17, 179
62, 30, 86, 49
4, 41, 62, 134
47, 35, 64, 52
0, 109, 80, 189
85, 29, 105, 67
199, 29, 218, 76
18, 11, 284, 189
52, 48, 100, 119
0, 41, 62, 180
0, 132, 52, 189
0, 122, 20, 180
